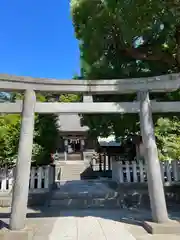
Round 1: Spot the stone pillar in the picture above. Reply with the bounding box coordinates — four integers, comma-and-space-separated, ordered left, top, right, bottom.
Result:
138, 91, 169, 223
9, 90, 36, 230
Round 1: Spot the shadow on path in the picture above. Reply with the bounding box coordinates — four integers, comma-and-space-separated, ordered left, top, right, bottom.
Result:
1, 179, 180, 231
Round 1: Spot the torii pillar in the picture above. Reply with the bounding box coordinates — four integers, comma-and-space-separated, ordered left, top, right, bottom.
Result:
138, 91, 169, 223
9, 90, 36, 230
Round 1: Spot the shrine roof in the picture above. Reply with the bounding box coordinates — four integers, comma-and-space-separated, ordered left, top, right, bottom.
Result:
56, 114, 89, 132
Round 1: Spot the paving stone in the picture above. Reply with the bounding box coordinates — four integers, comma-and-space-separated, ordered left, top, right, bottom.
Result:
98, 217, 135, 240
49, 217, 77, 240
136, 234, 180, 240
77, 216, 105, 240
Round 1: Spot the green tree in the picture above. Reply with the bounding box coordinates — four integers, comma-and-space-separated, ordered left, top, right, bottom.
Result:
59, 93, 80, 102
0, 114, 20, 167
0, 92, 59, 167
155, 117, 180, 160
71, 0, 180, 74
71, 0, 180, 159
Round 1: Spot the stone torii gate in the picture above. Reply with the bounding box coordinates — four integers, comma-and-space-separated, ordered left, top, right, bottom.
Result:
0, 73, 180, 234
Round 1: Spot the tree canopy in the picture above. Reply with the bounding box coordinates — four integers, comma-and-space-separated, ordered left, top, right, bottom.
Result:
71, 0, 180, 75
71, 0, 180, 160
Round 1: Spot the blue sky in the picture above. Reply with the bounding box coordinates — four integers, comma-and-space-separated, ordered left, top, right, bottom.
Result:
0, 1, 80, 79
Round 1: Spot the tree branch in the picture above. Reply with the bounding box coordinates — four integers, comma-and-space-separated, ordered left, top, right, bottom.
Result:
111, 24, 176, 67
122, 47, 176, 67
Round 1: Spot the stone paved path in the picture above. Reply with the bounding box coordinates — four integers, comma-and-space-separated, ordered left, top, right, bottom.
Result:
24, 209, 180, 240
47, 213, 135, 240
0, 208, 136, 240
1, 208, 180, 239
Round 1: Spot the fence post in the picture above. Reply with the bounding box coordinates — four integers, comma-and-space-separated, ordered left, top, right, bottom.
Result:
30, 168, 35, 189
1, 168, 7, 191
166, 161, 172, 184
160, 162, 165, 184
132, 161, 138, 182
172, 160, 179, 182
8, 168, 14, 191
45, 166, 50, 189
139, 161, 144, 183
37, 167, 42, 189
125, 161, 131, 182
118, 161, 124, 183
1, 178, 7, 191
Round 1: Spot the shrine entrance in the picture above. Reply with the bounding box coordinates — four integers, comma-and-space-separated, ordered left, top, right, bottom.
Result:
0, 73, 180, 233
66, 137, 83, 161
68, 139, 81, 153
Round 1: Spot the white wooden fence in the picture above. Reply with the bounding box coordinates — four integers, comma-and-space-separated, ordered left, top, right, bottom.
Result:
112, 160, 180, 184
91, 154, 112, 171
0, 166, 50, 192
1, 160, 179, 192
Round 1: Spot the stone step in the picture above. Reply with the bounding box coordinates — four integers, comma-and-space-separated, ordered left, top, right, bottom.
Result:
60, 172, 85, 175
61, 171, 85, 175
60, 164, 85, 169
62, 164, 85, 167
49, 180, 120, 208
58, 167, 84, 172
52, 190, 118, 200
59, 163, 86, 180
59, 160, 85, 164
49, 197, 121, 208
61, 173, 84, 176
67, 154, 82, 161
60, 176, 81, 180
61, 167, 85, 171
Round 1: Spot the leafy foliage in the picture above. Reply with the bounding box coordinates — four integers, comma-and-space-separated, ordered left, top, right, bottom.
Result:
0, 113, 59, 167
71, 0, 180, 74
155, 117, 180, 160
59, 93, 80, 102
33, 114, 59, 166
0, 93, 59, 167
0, 90, 83, 167
0, 114, 20, 167
71, 0, 180, 159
